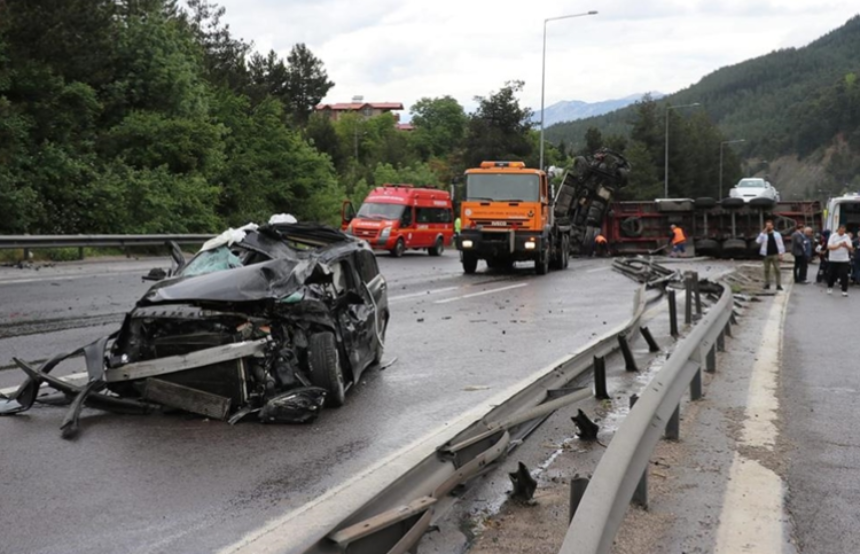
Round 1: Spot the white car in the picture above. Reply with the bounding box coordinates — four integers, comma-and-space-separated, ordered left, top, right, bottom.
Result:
729, 178, 780, 202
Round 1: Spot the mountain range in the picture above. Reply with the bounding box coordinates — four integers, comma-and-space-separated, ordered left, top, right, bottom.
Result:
534, 92, 663, 127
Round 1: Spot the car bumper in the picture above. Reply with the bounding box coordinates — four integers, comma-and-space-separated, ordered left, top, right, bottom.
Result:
457, 229, 544, 260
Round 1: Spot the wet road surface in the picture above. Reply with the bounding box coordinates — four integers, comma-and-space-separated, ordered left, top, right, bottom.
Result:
0, 251, 638, 553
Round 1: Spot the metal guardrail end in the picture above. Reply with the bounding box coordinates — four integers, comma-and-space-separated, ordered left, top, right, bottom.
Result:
572, 409, 599, 441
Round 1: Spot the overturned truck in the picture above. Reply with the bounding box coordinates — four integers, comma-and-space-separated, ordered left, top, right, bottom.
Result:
0, 223, 389, 438
554, 148, 631, 256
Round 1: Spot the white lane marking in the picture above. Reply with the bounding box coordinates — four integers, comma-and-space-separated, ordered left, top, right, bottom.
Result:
1, 371, 88, 396
433, 282, 528, 304
714, 284, 791, 554
388, 286, 460, 303
586, 266, 611, 273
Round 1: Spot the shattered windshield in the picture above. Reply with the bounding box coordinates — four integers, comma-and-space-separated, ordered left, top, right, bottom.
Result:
356, 202, 405, 220
466, 173, 540, 202
180, 246, 244, 277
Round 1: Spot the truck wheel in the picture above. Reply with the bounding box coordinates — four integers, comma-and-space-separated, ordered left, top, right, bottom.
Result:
535, 247, 549, 275
583, 226, 599, 256
562, 235, 570, 269
308, 331, 345, 408
428, 237, 444, 257
462, 252, 478, 274
390, 238, 405, 258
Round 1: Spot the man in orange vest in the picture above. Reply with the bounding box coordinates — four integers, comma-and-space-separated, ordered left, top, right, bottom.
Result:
594, 233, 608, 257
669, 224, 687, 257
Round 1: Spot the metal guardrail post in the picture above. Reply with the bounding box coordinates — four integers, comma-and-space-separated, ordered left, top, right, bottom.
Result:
639, 327, 660, 353
569, 476, 590, 523
632, 471, 648, 509
684, 273, 693, 325
690, 361, 703, 400
665, 404, 680, 440
705, 344, 716, 373
593, 356, 609, 400
668, 290, 679, 337
617, 334, 638, 372
724, 320, 733, 338
716, 330, 725, 352
692, 271, 702, 319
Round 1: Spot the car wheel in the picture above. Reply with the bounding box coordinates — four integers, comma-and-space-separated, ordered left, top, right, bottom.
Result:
462, 252, 478, 274
308, 331, 345, 408
390, 238, 405, 258
428, 237, 444, 257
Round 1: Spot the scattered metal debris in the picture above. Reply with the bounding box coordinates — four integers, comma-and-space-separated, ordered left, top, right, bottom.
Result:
508, 461, 538, 502
572, 409, 600, 441
0, 223, 390, 438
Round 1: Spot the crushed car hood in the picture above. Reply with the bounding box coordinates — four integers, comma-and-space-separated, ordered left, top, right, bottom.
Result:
141, 258, 316, 304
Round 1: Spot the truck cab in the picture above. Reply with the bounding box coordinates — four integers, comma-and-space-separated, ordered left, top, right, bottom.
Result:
458, 161, 568, 275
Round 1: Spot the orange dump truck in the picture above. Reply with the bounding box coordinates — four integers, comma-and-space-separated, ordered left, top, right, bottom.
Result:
457, 161, 570, 275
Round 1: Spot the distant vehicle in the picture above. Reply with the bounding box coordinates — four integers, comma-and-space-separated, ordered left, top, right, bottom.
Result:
729, 178, 781, 202
342, 184, 454, 257
824, 193, 860, 234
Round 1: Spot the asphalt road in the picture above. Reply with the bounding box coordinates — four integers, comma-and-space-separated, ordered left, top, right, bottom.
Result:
782, 282, 860, 554
0, 250, 639, 554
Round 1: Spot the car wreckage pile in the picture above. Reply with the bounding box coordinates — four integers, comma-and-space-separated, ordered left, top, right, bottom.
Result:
0, 222, 389, 438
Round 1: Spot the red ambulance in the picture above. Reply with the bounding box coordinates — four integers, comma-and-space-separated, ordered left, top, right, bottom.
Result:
342, 184, 454, 257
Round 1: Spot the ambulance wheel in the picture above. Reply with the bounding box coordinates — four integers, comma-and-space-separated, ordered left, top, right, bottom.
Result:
390, 238, 405, 258
428, 237, 444, 256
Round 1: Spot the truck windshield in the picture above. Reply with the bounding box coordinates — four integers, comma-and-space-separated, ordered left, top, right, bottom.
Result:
356, 202, 406, 220
466, 174, 540, 202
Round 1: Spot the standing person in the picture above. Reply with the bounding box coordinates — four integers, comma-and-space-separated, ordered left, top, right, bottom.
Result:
791, 224, 809, 283
755, 219, 785, 290
669, 224, 686, 258
816, 230, 831, 283
826, 224, 854, 296
453, 216, 462, 246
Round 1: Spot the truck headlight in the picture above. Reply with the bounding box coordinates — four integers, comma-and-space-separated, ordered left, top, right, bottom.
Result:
524, 241, 536, 250
462, 240, 473, 248
380, 226, 392, 241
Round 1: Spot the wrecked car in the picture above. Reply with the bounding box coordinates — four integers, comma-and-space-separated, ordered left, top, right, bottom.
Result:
0, 222, 389, 437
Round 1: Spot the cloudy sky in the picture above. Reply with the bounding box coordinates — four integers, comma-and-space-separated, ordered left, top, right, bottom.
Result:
214, 0, 859, 116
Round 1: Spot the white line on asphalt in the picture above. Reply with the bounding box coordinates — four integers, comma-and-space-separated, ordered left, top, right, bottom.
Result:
713, 283, 790, 554
433, 282, 528, 304
388, 286, 460, 303
0, 371, 88, 396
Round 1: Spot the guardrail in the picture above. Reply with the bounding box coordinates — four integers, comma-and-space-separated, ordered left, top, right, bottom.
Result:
560, 279, 734, 554
0, 234, 215, 259
220, 284, 653, 554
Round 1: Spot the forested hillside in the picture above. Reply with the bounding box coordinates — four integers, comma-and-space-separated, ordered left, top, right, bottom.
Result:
0, 1, 558, 235
547, 15, 860, 197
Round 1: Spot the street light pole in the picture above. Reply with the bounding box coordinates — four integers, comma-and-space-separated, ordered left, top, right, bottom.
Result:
663, 102, 701, 197
719, 139, 746, 199
539, 10, 597, 172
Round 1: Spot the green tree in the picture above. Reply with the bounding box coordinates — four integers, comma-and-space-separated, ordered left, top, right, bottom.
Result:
284, 43, 334, 126
463, 80, 533, 168
410, 95, 468, 159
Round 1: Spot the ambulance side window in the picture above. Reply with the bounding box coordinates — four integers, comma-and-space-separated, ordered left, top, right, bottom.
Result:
401, 207, 413, 227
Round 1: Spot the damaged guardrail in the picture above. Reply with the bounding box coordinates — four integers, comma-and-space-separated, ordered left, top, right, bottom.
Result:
222, 284, 654, 554
559, 278, 735, 554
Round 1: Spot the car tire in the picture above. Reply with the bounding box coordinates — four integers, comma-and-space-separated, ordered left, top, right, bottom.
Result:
721, 197, 745, 209
390, 238, 405, 258
749, 197, 775, 209
428, 237, 444, 257
308, 331, 345, 408
695, 197, 717, 209
462, 252, 478, 274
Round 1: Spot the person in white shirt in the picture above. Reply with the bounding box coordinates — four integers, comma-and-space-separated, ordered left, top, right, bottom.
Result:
826, 224, 854, 296
755, 219, 785, 291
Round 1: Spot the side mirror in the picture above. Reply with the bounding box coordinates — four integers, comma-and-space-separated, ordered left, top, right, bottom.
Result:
143, 268, 168, 281
167, 241, 186, 272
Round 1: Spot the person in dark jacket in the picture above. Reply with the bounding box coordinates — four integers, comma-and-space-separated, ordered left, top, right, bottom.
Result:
790, 224, 809, 283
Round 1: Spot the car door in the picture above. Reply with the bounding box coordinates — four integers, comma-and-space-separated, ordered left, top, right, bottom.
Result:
329, 257, 374, 380
356, 249, 387, 361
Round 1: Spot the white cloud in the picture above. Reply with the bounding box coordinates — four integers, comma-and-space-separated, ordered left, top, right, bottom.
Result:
212, 0, 859, 116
